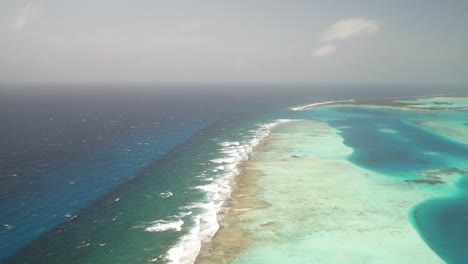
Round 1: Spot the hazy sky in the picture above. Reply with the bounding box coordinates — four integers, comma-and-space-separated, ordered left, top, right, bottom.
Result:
1, 1, 467, 84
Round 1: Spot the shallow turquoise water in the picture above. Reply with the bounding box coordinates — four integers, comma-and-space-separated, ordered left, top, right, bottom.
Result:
206, 102, 468, 264
247, 102, 468, 263
298, 105, 468, 263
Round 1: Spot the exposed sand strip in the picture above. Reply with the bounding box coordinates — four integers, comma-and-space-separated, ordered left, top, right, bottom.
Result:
294, 96, 468, 111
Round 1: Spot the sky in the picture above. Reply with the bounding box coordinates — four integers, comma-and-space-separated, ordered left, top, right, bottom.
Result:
0, 0, 467, 84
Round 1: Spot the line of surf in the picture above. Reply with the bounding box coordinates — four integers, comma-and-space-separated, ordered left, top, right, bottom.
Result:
290, 100, 355, 111
160, 119, 291, 264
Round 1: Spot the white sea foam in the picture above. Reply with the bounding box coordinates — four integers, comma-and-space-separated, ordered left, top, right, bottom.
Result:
165, 216, 202, 264
141, 211, 192, 236
160, 191, 173, 198
163, 119, 291, 264
145, 219, 184, 232
218, 141, 240, 147
290, 100, 355, 111
178, 211, 192, 218
209, 157, 238, 164
193, 184, 218, 193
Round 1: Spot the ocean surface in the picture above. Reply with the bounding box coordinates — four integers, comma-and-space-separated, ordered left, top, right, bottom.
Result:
0, 83, 466, 263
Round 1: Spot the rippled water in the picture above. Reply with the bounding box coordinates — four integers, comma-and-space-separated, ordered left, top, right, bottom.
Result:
1, 84, 464, 263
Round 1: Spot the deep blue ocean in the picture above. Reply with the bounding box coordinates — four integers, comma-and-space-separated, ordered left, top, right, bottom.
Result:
0, 83, 466, 263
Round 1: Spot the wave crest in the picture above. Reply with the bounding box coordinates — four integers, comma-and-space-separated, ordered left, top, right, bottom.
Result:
164, 119, 291, 264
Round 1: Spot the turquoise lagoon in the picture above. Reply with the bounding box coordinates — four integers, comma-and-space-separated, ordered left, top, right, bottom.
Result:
201, 97, 468, 263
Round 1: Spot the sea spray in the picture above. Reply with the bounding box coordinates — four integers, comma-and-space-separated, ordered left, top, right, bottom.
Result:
163, 119, 291, 264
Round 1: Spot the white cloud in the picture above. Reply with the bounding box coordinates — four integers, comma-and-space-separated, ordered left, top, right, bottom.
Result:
310, 44, 336, 57
319, 17, 380, 42
11, 3, 37, 31
309, 17, 380, 59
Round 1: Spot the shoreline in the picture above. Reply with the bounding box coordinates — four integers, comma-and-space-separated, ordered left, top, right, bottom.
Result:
194, 123, 286, 263
168, 120, 291, 264
291, 95, 468, 111
196, 119, 444, 263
